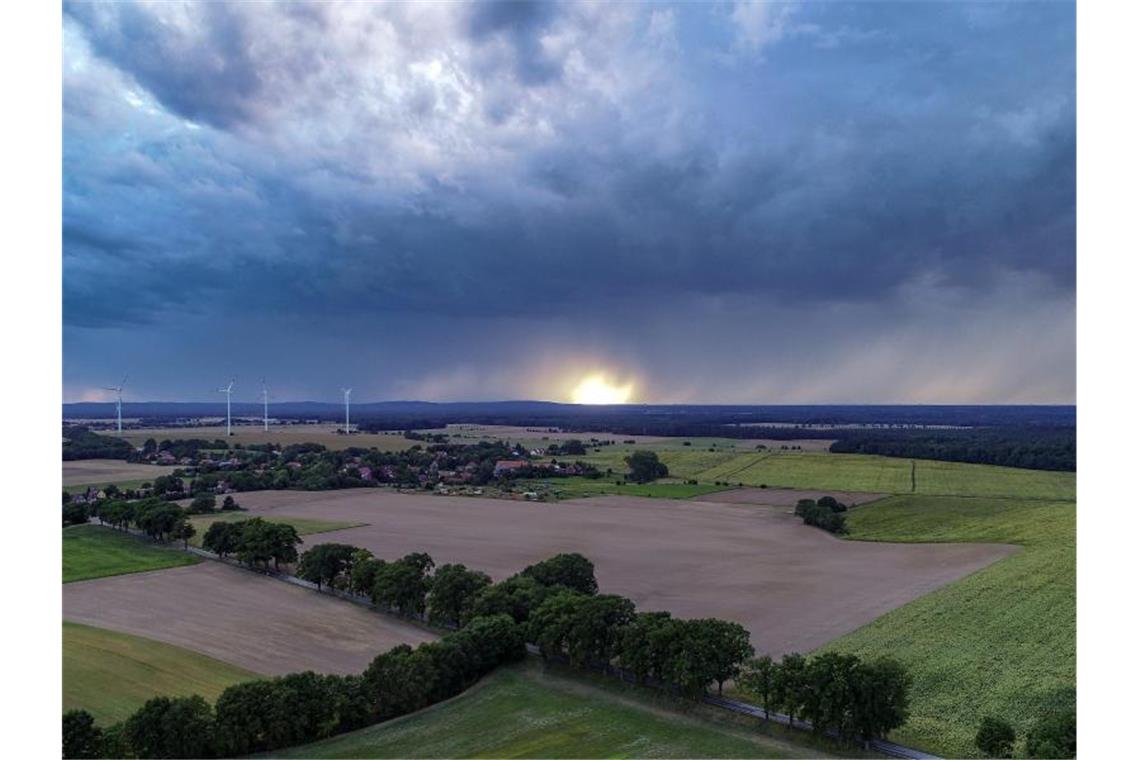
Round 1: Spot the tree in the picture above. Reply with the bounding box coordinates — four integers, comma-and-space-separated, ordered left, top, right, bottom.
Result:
351, 556, 387, 596
298, 543, 357, 589
521, 553, 598, 595
123, 695, 216, 759
215, 680, 279, 756
429, 563, 492, 626
527, 589, 587, 659
739, 655, 776, 719
561, 439, 587, 456
852, 657, 911, 740
976, 716, 1017, 758
221, 495, 240, 510
700, 619, 754, 695
173, 519, 196, 549
62, 710, 102, 759
202, 521, 239, 558
63, 502, 89, 527
363, 644, 439, 719
372, 556, 432, 615
817, 495, 847, 513
618, 610, 673, 684
773, 653, 807, 726
568, 594, 636, 666
625, 450, 668, 483
469, 574, 551, 623
188, 494, 217, 514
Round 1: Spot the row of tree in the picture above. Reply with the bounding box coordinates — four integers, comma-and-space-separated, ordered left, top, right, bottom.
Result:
794, 498, 849, 534
63, 613, 526, 759
89, 498, 198, 546
738, 651, 911, 742
201, 518, 301, 571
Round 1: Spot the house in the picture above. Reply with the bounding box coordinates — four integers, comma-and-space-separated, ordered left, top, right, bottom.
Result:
493, 460, 530, 477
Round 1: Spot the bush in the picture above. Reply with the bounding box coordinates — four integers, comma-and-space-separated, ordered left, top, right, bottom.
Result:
63, 502, 89, 527
975, 716, 1016, 758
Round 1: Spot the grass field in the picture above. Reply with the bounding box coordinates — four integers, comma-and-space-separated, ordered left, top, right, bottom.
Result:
63, 622, 259, 725
63, 524, 199, 583
579, 448, 1075, 501
516, 477, 732, 500
271, 661, 838, 759
818, 495, 1075, 757
185, 512, 365, 548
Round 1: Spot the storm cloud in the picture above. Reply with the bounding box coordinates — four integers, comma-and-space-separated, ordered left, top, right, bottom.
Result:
62, 1, 1075, 403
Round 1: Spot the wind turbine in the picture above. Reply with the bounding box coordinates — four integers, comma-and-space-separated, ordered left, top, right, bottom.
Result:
261, 379, 269, 432
104, 376, 127, 433
218, 378, 235, 436
341, 387, 352, 434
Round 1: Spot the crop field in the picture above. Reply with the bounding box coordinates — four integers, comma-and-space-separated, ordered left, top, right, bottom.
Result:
185, 512, 365, 548
420, 423, 834, 453
63, 524, 199, 583
63, 561, 437, 675
63, 622, 259, 725
113, 424, 414, 452
271, 661, 835, 759
818, 495, 1076, 757
62, 459, 177, 488
231, 489, 1012, 655
580, 449, 1075, 500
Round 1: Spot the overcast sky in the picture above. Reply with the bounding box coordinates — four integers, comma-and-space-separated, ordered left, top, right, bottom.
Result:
62, 1, 1075, 404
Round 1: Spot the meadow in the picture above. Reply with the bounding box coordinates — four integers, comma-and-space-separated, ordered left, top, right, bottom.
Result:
270, 661, 836, 759
63, 622, 259, 725
63, 524, 199, 583
819, 495, 1076, 757
581, 448, 1075, 500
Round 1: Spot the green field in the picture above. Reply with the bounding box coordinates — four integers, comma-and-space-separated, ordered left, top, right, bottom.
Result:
63, 622, 259, 725
579, 448, 1075, 501
517, 477, 732, 500
186, 512, 365, 548
63, 524, 199, 583
819, 495, 1075, 757
271, 662, 838, 759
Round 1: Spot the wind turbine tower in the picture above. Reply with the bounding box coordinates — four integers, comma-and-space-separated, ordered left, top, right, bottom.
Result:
261, 379, 269, 432
105, 376, 127, 433
342, 388, 352, 434
218, 379, 235, 436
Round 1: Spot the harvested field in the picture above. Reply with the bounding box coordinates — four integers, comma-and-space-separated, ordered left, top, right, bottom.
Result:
695, 487, 884, 508
62, 459, 177, 487
428, 424, 835, 452
62, 561, 436, 675
235, 489, 1015, 655
113, 424, 413, 452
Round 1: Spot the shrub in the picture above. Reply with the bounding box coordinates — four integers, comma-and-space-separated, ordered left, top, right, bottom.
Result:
975, 716, 1016, 758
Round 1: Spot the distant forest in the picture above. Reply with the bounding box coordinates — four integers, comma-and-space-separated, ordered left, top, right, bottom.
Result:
828, 427, 1075, 472
62, 403, 1076, 472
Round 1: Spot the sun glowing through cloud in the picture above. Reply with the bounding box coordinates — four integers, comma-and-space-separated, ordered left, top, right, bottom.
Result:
570, 374, 634, 404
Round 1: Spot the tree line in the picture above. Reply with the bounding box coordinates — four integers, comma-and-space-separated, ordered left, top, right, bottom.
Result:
829, 427, 1075, 472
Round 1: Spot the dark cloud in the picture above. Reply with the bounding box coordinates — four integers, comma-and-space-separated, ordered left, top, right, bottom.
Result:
61, 1, 1076, 402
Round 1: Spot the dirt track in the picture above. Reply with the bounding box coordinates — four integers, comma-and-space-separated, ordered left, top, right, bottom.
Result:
235, 489, 1016, 655
62, 561, 436, 675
